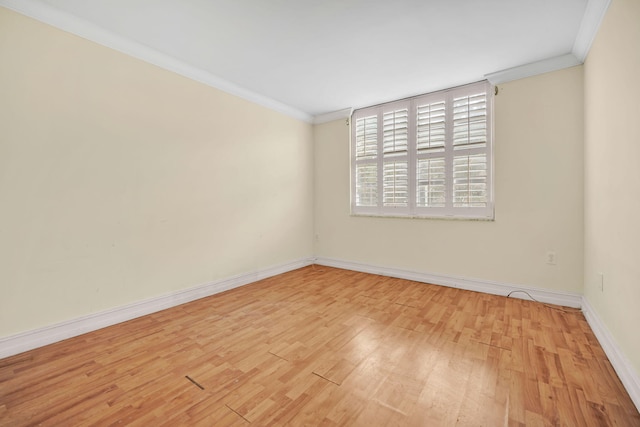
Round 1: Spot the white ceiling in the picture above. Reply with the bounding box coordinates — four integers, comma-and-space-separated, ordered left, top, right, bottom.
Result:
3, 0, 608, 121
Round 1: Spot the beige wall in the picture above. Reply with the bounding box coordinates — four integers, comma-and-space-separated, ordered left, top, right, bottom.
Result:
0, 8, 314, 337
314, 66, 584, 293
7, 1, 637, 381
584, 0, 640, 375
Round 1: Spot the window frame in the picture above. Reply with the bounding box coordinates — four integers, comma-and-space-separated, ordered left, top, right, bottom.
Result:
350, 80, 494, 220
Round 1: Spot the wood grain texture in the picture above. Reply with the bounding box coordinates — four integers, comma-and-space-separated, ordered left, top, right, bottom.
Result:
1, 266, 638, 426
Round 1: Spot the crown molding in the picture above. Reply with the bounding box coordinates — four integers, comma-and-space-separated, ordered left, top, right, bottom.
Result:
313, 108, 353, 125
0, 0, 612, 125
0, 0, 313, 123
485, 53, 581, 85
572, 0, 612, 62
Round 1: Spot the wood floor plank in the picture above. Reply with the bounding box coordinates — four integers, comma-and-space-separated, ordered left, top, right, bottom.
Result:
1, 265, 638, 426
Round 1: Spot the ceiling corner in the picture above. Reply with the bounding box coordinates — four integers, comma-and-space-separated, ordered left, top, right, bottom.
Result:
572, 0, 612, 62
313, 108, 353, 125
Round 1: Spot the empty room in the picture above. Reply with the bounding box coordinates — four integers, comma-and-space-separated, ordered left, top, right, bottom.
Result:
1, 0, 639, 425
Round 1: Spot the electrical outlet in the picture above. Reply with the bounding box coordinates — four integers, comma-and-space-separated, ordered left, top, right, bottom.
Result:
546, 251, 557, 265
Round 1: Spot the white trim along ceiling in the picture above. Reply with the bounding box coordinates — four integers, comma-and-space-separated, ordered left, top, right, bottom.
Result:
0, 0, 610, 123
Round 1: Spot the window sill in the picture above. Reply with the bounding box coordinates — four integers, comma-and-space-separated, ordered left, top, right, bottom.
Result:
349, 212, 495, 221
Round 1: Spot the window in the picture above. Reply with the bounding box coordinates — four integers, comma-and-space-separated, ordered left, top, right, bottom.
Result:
351, 81, 493, 219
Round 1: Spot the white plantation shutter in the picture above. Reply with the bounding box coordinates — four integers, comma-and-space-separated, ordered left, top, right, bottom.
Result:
415, 94, 447, 214
383, 108, 409, 155
416, 158, 445, 207
354, 115, 379, 210
450, 86, 490, 211
382, 104, 410, 209
351, 81, 493, 219
355, 163, 378, 206
383, 161, 408, 207
355, 115, 378, 159
417, 101, 446, 152
453, 92, 487, 149
453, 154, 487, 207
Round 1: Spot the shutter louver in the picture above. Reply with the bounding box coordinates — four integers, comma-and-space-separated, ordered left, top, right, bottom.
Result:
381, 107, 409, 208
417, 101, 446, 152
417, 158, 446, 207
355, 163, 378, 206
453, 154, 487, 207
383, 109, 409, 155
354, 114, 379, 208
356, 116, 378, 159
383, 161, 408, 207
453, 92, 487, 149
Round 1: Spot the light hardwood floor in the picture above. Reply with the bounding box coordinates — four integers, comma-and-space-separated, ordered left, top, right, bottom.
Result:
1, 266, 638, 426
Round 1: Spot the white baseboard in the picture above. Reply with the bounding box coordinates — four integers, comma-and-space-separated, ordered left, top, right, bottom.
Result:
582, 297, 640, 412
0, 257, 313, 359
314, 256, 583, 308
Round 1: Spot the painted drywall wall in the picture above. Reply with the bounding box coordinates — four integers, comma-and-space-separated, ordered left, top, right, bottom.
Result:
584, 0, 640, 376
314, 66, 584, 293
0, 7, 314, 338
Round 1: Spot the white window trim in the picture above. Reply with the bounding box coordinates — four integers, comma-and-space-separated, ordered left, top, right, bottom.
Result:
350, 81, 494, 220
